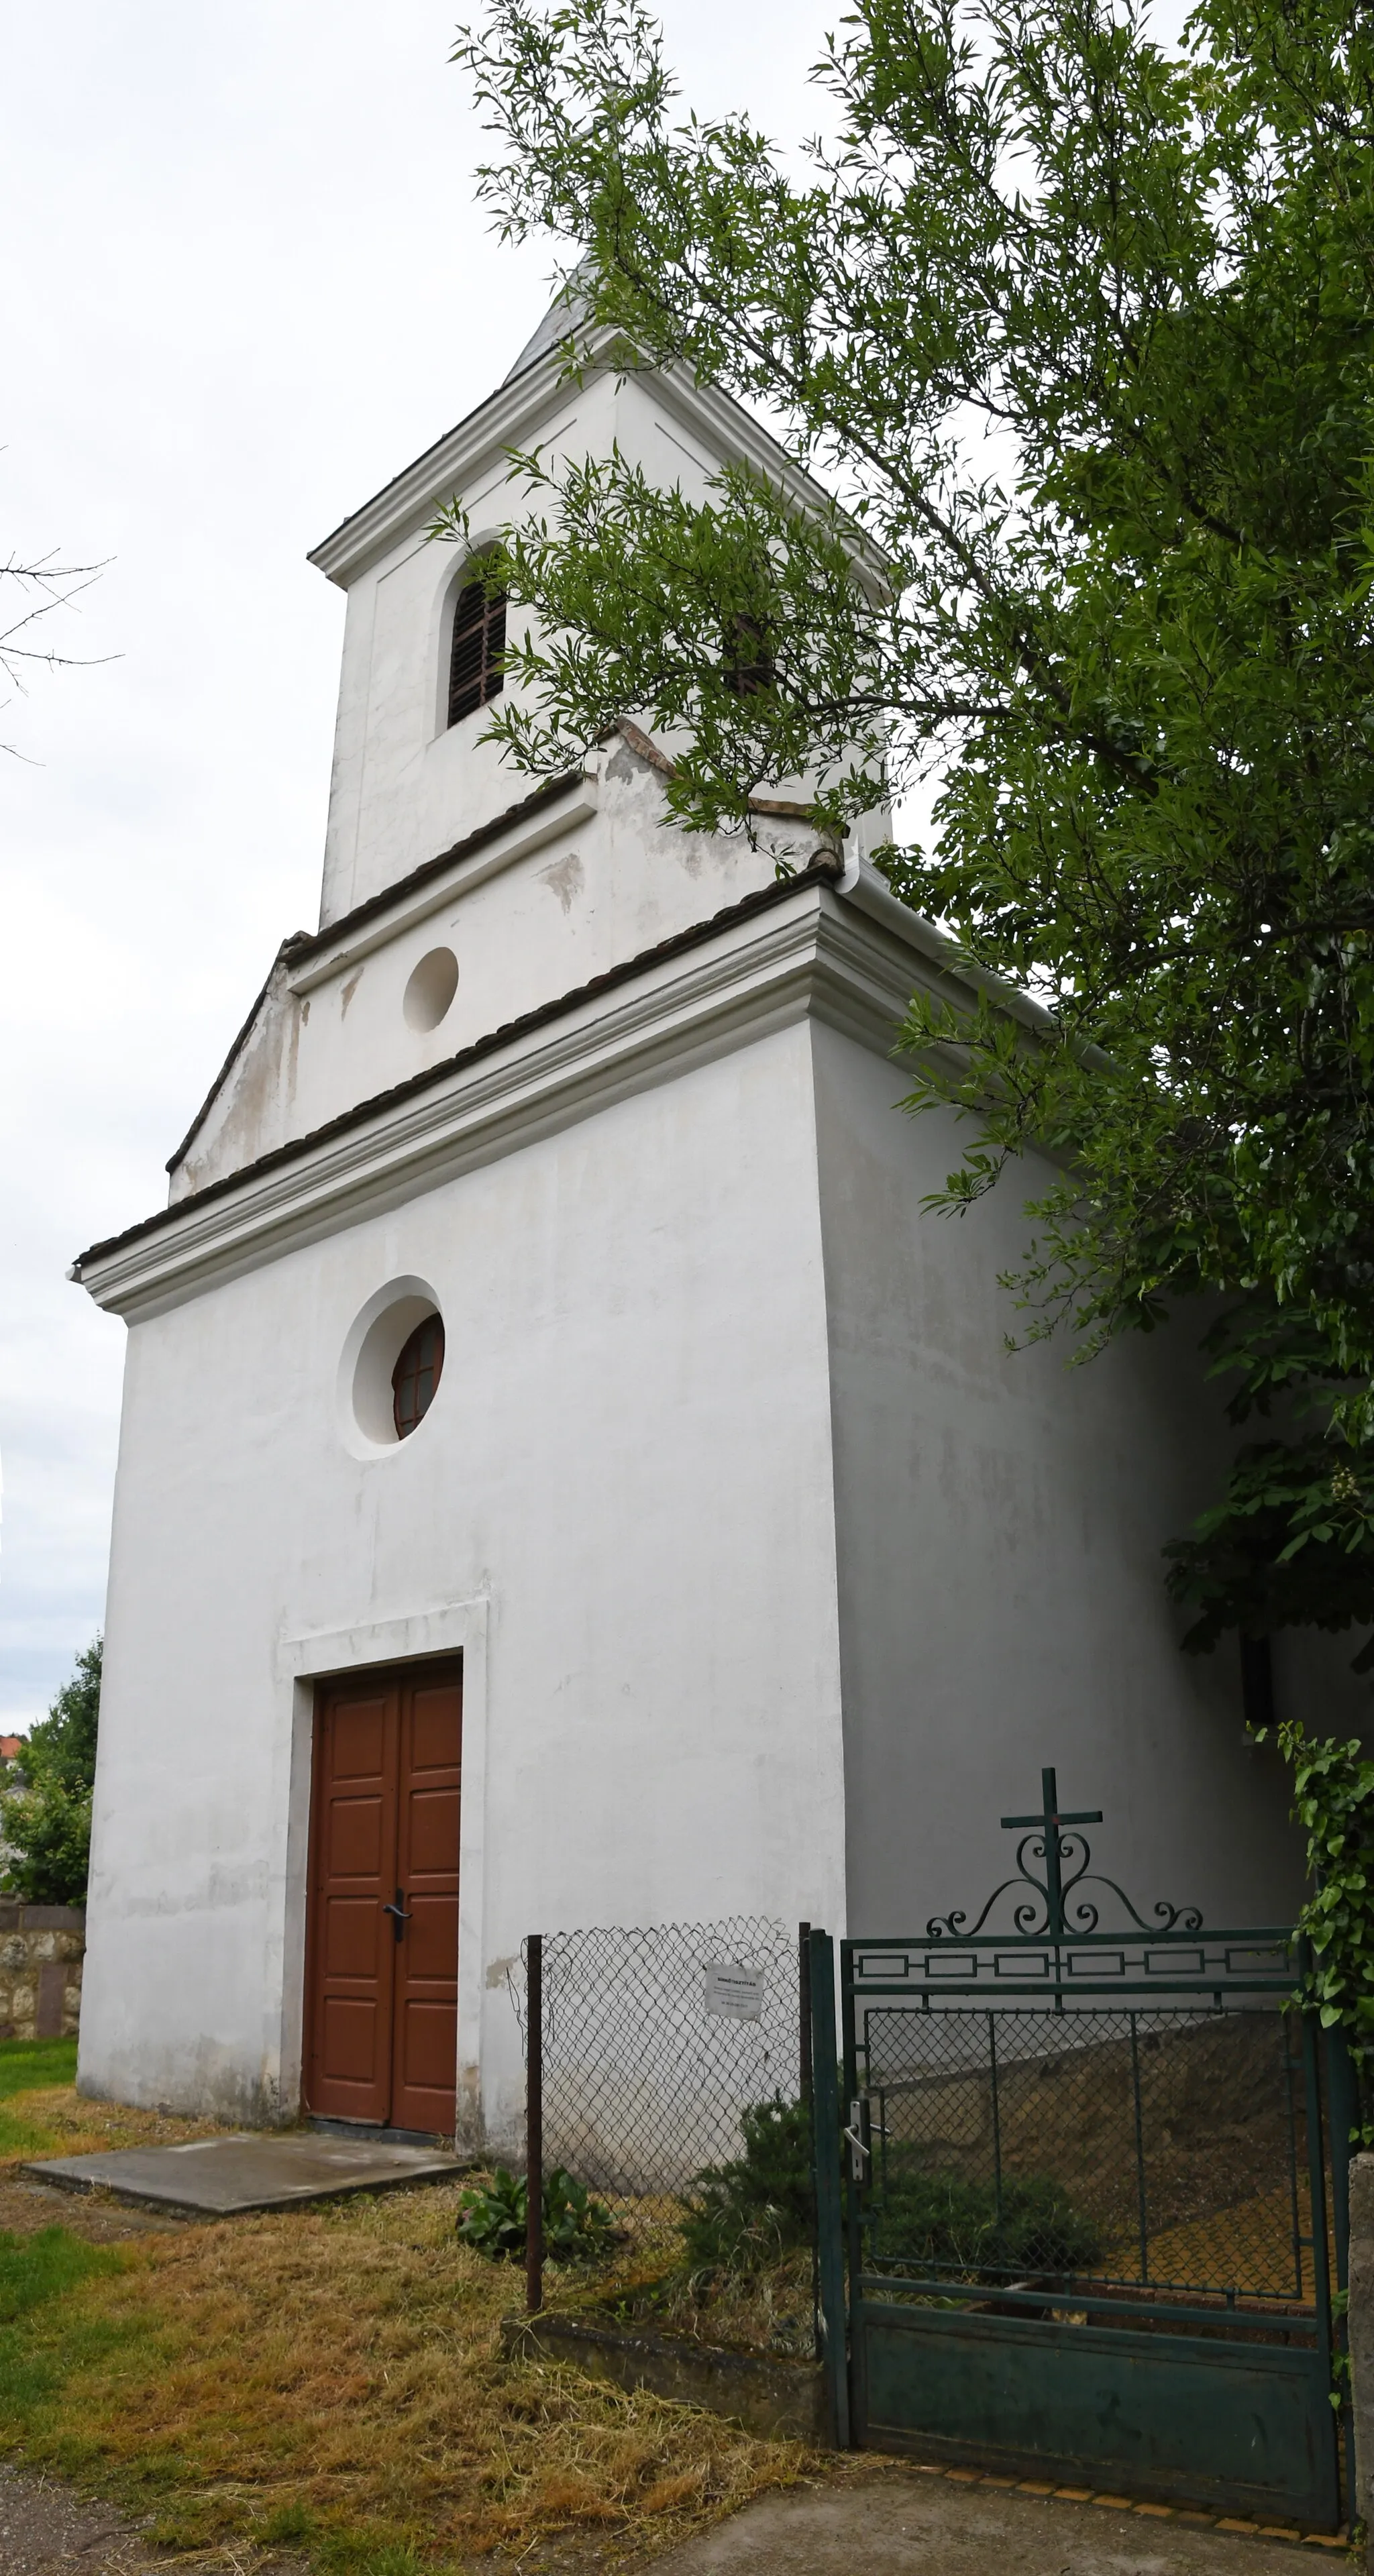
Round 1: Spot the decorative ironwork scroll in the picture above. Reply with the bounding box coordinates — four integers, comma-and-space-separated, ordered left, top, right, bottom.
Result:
924, 1766, 1204, 1944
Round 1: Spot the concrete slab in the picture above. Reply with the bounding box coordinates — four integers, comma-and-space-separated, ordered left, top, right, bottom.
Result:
21, 2131, 465, 2216
649, 2474, 1336, 2575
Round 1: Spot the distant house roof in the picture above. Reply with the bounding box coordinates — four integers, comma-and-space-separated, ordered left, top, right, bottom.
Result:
0, 1737, 25, 1762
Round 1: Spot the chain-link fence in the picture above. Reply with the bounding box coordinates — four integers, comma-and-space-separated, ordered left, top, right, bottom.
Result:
521, 1917, 814, 2322
858, 1997, 1322, 2301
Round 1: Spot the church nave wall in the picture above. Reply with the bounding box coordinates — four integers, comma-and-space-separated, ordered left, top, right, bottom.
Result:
80, 1025, 848, 2137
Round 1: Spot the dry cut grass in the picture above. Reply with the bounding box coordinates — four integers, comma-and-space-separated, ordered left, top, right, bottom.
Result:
1, 2125, 816, 2572
0, 2035, 242, 2167
599, 2243, 816, 2358
5, 2080, 231, 2163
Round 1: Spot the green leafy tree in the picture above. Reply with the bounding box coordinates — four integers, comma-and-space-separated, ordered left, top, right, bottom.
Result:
1249, 1721, 1374, 2123
0, 1639, 100, 1905
449, 0, 1374, 1675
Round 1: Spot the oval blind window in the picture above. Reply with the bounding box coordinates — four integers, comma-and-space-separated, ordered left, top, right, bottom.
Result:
447, 576, 507, 727
391, 1314, 445, 1440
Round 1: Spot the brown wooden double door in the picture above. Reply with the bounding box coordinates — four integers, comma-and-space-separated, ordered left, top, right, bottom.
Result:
304, 1660, 461, 2136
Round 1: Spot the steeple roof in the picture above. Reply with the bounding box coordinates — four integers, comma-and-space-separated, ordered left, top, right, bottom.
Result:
503, 272, 590, 383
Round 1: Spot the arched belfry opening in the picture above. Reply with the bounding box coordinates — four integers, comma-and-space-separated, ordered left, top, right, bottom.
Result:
446, 569, 507, 727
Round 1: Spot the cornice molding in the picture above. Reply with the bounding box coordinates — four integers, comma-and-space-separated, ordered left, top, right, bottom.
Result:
76, 879, 932, 1324
307, 329, 839, 591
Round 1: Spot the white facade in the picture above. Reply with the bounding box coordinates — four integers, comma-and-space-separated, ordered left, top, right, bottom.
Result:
73, 309, 1331, 2140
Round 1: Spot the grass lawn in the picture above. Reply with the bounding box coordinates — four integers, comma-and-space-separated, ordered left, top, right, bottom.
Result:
0, 2044, 815, 2574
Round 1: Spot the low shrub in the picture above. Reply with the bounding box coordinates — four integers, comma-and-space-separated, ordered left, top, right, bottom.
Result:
455, 2165, 615, 2261
876, 2159, 1103, 2277
678, 2089, 1099, 2287
681, 2094, 815, 2273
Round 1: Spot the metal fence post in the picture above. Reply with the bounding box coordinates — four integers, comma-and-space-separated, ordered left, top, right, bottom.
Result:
1326, 2023, 1359, 2531
525, 1932, 543, 2316
1300, 1948, 1342, 2526
1328, 2023, 1358, 2292
798, 1921, 813, 2108
800, 1921, 818, 2362
808, 1927, 851, 2448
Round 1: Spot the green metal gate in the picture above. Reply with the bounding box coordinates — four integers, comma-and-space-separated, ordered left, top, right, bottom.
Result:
810, 1770, 1351, 2529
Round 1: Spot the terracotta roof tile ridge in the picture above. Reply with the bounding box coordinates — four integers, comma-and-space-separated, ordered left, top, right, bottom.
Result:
74, 855, 843, 1278
611, 715, 855, 826
164, 771, 586, 1179
163, 743, 832, 1185
164, 938, 312, 1179
284, 769, 587, 968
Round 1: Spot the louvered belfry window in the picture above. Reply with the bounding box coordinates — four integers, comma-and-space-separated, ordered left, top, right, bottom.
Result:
447, 572, 507, 727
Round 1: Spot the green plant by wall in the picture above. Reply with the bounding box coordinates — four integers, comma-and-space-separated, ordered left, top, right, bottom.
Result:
0, 1638, 100, 1907
1261, 1720, 1374, 2131
680, 2094, 816, 2274
454, 2165, 615, 2261
678, 2091, 1098, 2284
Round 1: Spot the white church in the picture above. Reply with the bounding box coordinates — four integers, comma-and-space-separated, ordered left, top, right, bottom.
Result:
71, 292, 1329, 2148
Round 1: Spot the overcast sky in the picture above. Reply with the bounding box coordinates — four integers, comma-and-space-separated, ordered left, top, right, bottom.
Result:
0, 0, 841, 1727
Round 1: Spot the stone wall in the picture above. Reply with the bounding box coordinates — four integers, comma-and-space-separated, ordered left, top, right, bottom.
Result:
0, 1904, 85, 2041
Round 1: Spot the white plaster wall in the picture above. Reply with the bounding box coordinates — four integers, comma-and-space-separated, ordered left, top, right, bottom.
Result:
810, 1020, 1345, 1937
81, 1026, 847, 2135
172, 955, 301, 1202
173, 746, 792, 1201
293, 749, 783, 1141
315, 361, 834, 932
318, 368, 753, 928
320, 372, 622, 924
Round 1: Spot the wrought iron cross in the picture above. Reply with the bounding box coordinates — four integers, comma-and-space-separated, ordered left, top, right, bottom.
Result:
1000, 1766, 1102, 1941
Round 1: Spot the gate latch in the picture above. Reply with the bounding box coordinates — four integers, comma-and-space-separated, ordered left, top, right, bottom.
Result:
382, 1887, 413, 1942
844, 2096, 872, 2184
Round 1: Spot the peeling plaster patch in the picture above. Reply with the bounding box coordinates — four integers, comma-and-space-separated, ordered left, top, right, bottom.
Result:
485, 1953, 519, 1989
284, 1003, 301, 1117
537, 849, 585, 914
339, 971, 363, 1017
455, 2061, 484, 2154
301, 998, 311, 1024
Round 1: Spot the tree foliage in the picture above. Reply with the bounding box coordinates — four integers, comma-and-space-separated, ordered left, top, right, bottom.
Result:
1275, 1725, 1374, 2048
0, 1639, 100, 1907
450, 0, 1374, 1661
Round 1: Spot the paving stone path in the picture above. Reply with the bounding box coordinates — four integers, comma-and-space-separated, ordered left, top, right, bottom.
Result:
653, 2474, 1353, 2575
0, 2456, 1350, 2576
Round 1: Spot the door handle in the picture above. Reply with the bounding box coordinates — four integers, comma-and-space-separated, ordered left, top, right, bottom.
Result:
382, 1888, 412, 1941
845, 2096, 872, 2184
